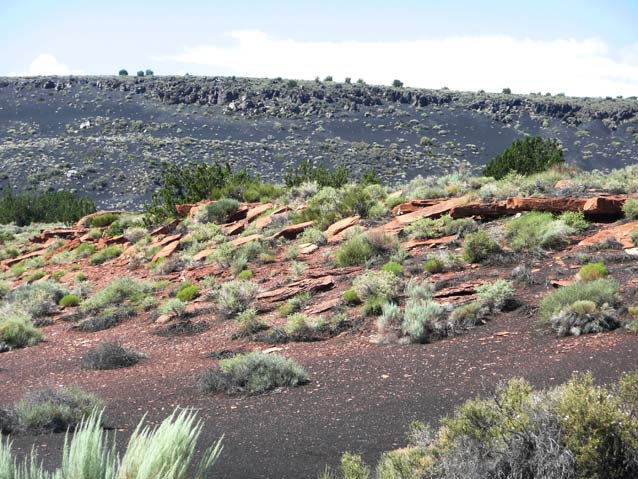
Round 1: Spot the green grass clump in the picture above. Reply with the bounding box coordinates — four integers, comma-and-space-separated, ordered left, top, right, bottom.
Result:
343, 289, 361, 305
623, 198, 638, 219
539, 278, 619, 321
14, 386, 103, 433
73, 242, 97, 258
463, 230, 500, 263
59, 294, 81, 307
8, 280, 68, 318
198, 352, 308, 395
285, 313, 327, 341
176, 283, 200, 302
89, 213, 121, 228
381, 261, 403, 276
25, 271, 45, 283
424, 258, 445, 274
0, 306, 42, 348
237, 269, 253, 280
579, 262, 609, 281
89, 245, 122, 265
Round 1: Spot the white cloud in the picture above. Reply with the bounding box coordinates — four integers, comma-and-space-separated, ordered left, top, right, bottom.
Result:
165, 31, 638, 97
9, 54, 84, 76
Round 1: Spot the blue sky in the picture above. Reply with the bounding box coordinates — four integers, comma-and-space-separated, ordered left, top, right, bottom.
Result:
2, 0, 637, 96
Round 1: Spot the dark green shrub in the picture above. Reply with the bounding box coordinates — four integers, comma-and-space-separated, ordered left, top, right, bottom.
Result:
284, 159, 349, 188
463, 231, 500, 263
118, 69, 128, 76
198, 352, 308, 395
392, 79, 404, 88
363, 296, 386, 316
144, 162, 278, 223
0, 191, 95, 226
483, 136, 564, 179
335, 234, 374, 266
559, 211, 591, 232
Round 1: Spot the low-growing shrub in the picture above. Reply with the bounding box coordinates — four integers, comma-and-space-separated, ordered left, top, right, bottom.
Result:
363, 296, 386, 316
73, 306, 135, 332
216, 279, 258, 319
405, 279, 434, 302
299, 227, 328, 246
158, 298, 188, 317
89, 212, 121, 228
405, 214, 477, 240
579, 261, 609, 281
335, 233, 374, 266
285, 313, 327, 341
505, 212, 573, 251
463, 230, 500, 263
0, 306, 42, 348
237, 269, 253, 280
73, 242, 96, 258
205, 198, 241, 224
89, 245, 122, 265
551, 300, 620, 336
344, 373, 638, 479
623, 198, 638, 219
424, 258, 445, 274
82, 341, 144, 370
539, 278, 619, 321
475, 280, 515, 312
352, 270, 401, 302
198, 352, 308, 395
233, 309, 268, 338
81, 277, 154, 313
401, 300, 446, 343
14, 386, 103, 433
9, 280, 68, 318
559, 210, 591, 232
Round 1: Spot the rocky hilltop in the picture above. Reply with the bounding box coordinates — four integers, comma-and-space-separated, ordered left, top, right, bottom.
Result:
1, 76, 637, 209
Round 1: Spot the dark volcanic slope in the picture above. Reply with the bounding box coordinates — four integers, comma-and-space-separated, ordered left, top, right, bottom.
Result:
1, 76, 637, 209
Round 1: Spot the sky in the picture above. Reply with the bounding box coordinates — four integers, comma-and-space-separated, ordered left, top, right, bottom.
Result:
1, 0, 638, 97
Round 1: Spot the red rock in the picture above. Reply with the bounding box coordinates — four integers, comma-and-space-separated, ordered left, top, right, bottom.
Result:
327, 225, 365, 243
246, 203, 274, 222
395, 195, 472, 224
31, 228, 86, 243
505, 197, 588, 213
449, 201, 508, 219
298, 243, 319, 255
1, 248, 48, 268
401, 235, 457, 251
270, 221, 314, 240
153, 233, 182, 247
192, 247, 216, 262
151, 219, 180, 237
326, 215, 360, 237
391, 199, 440, 215
257, 275, 334, 303
223, 220, 247, 236
582, 196, 626, 217
230, 234, 264, 247
433, 280, 485, 299
577, 221, 638, 249
104, 235, 128, 245
151, 240, 180, 262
